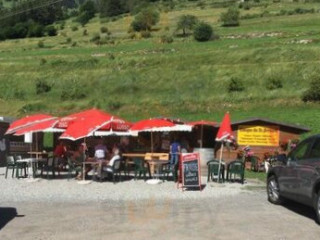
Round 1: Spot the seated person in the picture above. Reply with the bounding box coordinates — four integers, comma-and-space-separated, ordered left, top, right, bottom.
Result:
54, 141, 67, 170
92, 139, 108, 180
103, 148, 121, 175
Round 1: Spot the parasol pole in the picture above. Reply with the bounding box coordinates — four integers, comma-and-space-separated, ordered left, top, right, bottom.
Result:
36, 132, 38, 159
217, 141, 224, 182
151, 131, 154, 153
200, 125, 203, 148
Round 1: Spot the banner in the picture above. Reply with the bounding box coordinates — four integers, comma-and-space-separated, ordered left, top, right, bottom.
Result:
237, 125, 279, 146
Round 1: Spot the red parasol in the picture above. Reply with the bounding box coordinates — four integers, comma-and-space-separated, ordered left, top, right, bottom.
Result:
14, 118, 62, 136
215, 112, 233, 182
130, 118, 175, 132
216, 112, 233, 142
58, 109, 131, 141
5, 114, 55, 135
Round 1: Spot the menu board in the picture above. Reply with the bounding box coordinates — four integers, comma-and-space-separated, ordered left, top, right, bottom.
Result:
237, 125, 279, 146
181, 153, 201, 189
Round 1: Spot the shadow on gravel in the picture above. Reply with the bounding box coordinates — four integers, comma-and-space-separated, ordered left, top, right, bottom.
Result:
0, 207, 24, 230
283, 200, 318, 223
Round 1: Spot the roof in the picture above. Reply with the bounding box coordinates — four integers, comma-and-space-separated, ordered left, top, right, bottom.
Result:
0, 116, 15, 124
228, 117, 310, 134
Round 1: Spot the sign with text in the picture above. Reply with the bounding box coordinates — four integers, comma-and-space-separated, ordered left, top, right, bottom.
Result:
237, 125, 280, 146
181, 153, 201, 189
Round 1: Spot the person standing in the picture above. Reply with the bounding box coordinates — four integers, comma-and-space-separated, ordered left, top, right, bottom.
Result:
170, 138, 181, 167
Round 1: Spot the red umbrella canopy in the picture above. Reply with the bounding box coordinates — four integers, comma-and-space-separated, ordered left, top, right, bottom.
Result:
130, 118, 175, 132
6, 114, 55, 135
14, 118, 60, 136
188, 120, 217, 127
58, 109, 131, 141
216, 112, 233, 141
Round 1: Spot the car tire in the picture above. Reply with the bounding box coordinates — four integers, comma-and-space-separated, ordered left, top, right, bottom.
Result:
267, 175, 283, 205
315, 190, 320, 224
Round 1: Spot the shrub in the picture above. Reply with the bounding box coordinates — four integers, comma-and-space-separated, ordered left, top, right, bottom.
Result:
71, 26, 79, 31
66, 37, 72, 44
160, 34, 174, 43
302, 76, 320, 102
60, 79, 87, 101
46, 25, 57, 36
193, 22, 213, 42
176, 14, 198, 37
28, 24, 45, 37
100, 26, 109, 33
140, 31, 151, 38
130, 8, 160, 32
228, 77, 244, 92
37, 40, 45, 48
220, 7, 240, 27
40, 58, 47, 65
266, 77, 283, 90
36, 79, 51, 94
90, 34, 101, 43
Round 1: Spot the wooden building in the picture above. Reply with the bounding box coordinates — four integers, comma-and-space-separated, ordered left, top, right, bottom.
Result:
216, 117, 310, 163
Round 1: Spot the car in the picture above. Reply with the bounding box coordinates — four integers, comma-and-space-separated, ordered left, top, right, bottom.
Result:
267, 134, 320, 223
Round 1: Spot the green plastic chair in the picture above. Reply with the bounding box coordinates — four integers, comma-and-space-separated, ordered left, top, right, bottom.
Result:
161, 162, 178, 182
227, 160, 245, 184
133, 158, 150, 181
102, 158, 122, 184
14, 155, 27, 178
5, 156, 16, 179
207, 159, 225, 183
67, 158, 83, 180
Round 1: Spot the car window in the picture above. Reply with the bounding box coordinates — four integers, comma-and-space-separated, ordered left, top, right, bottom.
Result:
289, 139, 312, 161
308, 138, 320, 158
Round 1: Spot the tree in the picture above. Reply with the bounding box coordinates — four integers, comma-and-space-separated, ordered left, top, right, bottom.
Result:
176, 14, 198, 37
220, 7, 240, 27
99, 0, 127, 17
193, 22, 213, 42
45, 25, 57, 36
76, 0, 96, 26
131, 8, 159, 32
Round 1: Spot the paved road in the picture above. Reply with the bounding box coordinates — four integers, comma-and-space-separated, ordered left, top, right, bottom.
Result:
1, 189, 320, 240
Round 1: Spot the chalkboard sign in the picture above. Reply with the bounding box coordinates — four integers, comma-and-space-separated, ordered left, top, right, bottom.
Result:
181, 153, 201, 190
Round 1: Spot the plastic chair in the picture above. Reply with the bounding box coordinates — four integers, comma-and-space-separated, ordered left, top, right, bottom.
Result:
5, 156, 16, 179
67, 158, 82, 180
14, 155, 27, 178
40, 157, 57, 179
161, 162, 178, 182
102, 158, 122, 184
133, 158, 151, 181
207, 159, 225, 183
227, 160, 245, 184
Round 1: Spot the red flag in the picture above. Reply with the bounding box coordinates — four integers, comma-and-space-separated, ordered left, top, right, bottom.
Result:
216, 112, 233, 141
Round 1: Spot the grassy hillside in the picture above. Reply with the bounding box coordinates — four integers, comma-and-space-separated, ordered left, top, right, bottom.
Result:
1, 0, 320, 135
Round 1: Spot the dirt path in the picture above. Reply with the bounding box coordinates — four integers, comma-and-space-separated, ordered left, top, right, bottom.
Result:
1, 190, 320, 240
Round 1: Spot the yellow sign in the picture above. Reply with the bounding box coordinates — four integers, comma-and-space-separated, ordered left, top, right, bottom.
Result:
237, 125, 279, 146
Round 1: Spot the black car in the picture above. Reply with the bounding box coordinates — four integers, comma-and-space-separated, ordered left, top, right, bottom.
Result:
267, 134, 320, 223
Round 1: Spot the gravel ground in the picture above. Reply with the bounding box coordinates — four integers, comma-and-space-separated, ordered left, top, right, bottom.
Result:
1, 167, 320, 239
0, 167, 257, 203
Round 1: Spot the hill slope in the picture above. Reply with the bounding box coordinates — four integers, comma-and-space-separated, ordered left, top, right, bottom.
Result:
1, 1, 320, 134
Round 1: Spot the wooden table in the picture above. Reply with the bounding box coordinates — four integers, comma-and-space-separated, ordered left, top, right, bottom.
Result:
122, 153, 146, 158
28, 151, 48, 159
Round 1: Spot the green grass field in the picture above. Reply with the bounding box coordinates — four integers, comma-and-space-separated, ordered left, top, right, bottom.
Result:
1, 0, 320, 137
